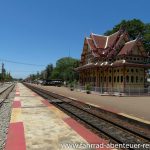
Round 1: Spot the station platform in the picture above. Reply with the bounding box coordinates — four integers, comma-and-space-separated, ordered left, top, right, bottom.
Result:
37, 85, 150, 124
4, 83, 113, 150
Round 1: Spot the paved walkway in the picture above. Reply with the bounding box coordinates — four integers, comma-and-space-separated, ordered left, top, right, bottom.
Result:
34, 85, 150, 123
5, 83, 112, 150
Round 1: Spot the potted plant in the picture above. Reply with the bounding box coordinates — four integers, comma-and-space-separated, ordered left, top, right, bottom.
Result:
70, 82, 74, 91
85, 84, 91, 94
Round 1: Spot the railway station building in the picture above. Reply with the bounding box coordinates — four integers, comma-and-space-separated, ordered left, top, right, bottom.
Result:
75, 28, 150, 93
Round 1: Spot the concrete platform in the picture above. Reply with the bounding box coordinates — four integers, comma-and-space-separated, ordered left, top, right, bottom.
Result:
35, 85, 150, 124
4, 83, 112, 150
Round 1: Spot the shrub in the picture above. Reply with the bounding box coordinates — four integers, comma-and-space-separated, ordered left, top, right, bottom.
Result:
85, 84, 91, 94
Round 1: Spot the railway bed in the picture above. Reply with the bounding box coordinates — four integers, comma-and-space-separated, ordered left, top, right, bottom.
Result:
0, 84, 15, 150
24, 83, 150, 150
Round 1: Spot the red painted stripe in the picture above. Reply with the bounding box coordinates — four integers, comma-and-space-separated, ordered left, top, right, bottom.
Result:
12, 101, 21, 108
64, 118, 111, 150
5, 122, 26, 150
41, 100, 53, 107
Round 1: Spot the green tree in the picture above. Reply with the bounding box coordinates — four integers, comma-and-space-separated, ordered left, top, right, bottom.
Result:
104, 19, 150, 52
45, 64, 53, 80
51, 57, 79, 82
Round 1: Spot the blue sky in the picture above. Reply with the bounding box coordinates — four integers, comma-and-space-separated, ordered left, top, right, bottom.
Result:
0, 0, 149, 78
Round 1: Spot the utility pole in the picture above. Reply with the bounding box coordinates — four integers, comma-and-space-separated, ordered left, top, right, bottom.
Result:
2, 63, 5, 83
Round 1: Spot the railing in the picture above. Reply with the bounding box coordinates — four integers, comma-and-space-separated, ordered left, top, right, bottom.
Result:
73, 85, 150, 96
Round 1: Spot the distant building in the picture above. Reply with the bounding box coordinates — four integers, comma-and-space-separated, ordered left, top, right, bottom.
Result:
75, 28, 150, 93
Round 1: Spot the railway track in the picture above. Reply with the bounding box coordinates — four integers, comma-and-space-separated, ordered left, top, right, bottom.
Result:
0, 84, 15, 107
24, 83, 150, 150
0, 83, 15, 150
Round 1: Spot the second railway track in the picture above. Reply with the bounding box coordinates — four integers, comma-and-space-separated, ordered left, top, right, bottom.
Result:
24, 83, 150, 150
0, 84, 15, 107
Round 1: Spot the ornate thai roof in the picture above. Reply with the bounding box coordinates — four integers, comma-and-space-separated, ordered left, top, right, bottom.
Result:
118, 40, 136, 56
83, 29, 148, 59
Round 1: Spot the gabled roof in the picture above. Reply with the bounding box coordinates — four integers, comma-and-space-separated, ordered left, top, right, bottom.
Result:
107, 31, 120, 48
118, 40, 136, 56
90, 33, 107, 49
81, 29, 147, 60
86, 37, 96, 50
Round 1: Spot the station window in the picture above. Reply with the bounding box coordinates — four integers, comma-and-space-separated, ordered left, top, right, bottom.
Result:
101, 76, 103, 82
117, 76, 119, 82
126, 76, 129, 83
109, 76, 111, 82
131, 76, 134, 83
136, 76, 138, 83
109, 70, 111, 73
127, 69, 129, 72
137, 58, 139, 61
117, 69, 119, 72
121, 76, 123, 82
114, 69, 116, 73
136, 69, 138, 73
131, 69, 134, 73
134, 58, 136, 60
114, 76, 116, 82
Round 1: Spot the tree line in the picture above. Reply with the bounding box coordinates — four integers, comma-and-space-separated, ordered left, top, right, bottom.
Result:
27, 57, 80, 83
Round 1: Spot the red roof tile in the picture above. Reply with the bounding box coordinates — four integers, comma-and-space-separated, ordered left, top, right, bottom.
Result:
107, 31, 120, 48
90, 33, 107, 49
118, 40, 136, 56
86, 38, 96, 50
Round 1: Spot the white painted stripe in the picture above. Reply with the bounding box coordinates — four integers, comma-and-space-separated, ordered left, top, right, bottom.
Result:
119, 113, 150, 125
68, 97, 77, 100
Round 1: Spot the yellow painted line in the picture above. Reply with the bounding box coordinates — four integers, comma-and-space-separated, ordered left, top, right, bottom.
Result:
10, 108, 22, 123
68, 97, 77, 100
60, 94, 66, 97
86, 102, 101, 108
119, 113, 150, 125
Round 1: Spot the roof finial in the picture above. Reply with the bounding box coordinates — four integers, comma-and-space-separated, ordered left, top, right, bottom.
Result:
136, 33, 143, 41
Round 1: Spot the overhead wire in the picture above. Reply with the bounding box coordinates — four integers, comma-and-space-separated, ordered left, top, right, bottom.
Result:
0, 58, 45, 67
